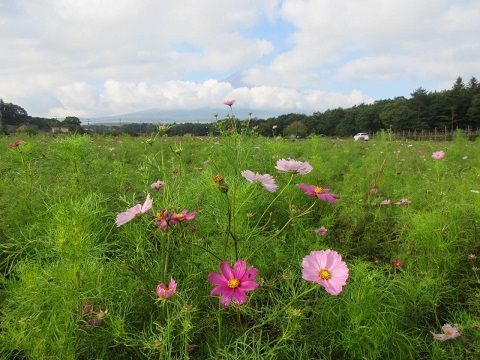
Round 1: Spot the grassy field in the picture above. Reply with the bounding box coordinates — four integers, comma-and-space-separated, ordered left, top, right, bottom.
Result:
1, 129, 479, 359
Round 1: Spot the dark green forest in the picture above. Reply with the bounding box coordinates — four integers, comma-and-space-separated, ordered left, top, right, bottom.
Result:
2, 76, 479, 137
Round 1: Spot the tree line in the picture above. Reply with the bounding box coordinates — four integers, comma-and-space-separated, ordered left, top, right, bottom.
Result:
2, 76, 479, 137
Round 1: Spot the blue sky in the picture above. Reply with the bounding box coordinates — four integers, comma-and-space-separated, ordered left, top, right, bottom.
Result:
1, 0, 479, 120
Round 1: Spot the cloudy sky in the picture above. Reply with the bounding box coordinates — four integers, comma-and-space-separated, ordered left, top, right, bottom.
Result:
1, 0, 479, 120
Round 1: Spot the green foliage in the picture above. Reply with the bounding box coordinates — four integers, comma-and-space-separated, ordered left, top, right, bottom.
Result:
0, 133, 479, 359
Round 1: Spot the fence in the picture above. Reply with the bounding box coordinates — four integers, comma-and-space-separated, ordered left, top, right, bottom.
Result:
389, 127, 480, 141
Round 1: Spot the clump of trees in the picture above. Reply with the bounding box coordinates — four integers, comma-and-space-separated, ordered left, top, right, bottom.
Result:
2, 76, 479, 137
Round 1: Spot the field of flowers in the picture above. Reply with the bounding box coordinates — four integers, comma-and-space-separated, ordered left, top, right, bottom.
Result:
1, 126, 479, 359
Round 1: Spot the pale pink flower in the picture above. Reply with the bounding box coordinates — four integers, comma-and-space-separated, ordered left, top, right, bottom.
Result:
241, 170, 278, 192
272, 125, 278, 129
275, 159, 313, 174
298, 183, 340, 205
431, 324, 460, 341
115, 194, 153, 227
468, 254, 476, 259
315, 227, 328, 236
208, 260, 259, 307
301, 250, 349, 295
169, 210, 196, 225
151, 180, 165, 190
432, 151, 445, 160
224, 99, 235, 106
156, 279, 177, 299
380, 199, 391, 205
395, 198, 411, 205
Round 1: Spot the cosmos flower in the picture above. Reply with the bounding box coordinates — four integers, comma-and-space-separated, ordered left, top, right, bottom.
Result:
272, 125, 278, 129
298, 184, 340, 205
241, 170, 278, 192
380, 199, 392, 205
155, 210, 171, 230
224, 99, 235, 106
432, 151, 445, 160
275, 159, 313, 174
468, 254, 476, 259
208, 260, 259, 307
431, 324, 460, 341
8, 139, 24, 148
315, 227, 328, 236
156, 279, 177, 299
169, 210, 196, 225
151, 180, 165, 190
115, 194, 153, 227
395, 198, 411, 205
301, 250, 349, 295
392, 259, 403, 267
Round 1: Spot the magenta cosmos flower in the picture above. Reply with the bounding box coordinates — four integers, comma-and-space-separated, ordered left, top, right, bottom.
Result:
8, 139, 24, 148
156, 279, 177, 299
275, 159, 313, 174
315, 227, 328, 236
208, 260, 259, 307
115, 194, 153, 227
224, 99, 235, 106
169, 209, 196, 225
431, 324, 460, 341
155, 210, 171, 230
298, 184, 340, 205
432, 151, 445, 160
241, 170, 278, 193
301, 250, 349, 295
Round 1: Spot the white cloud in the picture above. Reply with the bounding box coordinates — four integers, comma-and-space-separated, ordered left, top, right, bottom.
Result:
1, 0, 479, 118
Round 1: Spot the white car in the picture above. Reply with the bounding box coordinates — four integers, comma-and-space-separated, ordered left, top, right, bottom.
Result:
354, 132, 369, 141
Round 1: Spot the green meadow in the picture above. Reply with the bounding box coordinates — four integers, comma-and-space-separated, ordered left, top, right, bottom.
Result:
1, 129, 479, 359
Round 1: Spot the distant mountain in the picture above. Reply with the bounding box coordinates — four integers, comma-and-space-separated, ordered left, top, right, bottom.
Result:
85, 108, 284, 125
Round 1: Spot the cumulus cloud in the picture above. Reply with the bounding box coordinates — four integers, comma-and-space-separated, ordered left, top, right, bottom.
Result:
0, 0, 479, 118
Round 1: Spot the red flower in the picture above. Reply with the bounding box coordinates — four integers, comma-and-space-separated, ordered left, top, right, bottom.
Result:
8, 139, 24, 148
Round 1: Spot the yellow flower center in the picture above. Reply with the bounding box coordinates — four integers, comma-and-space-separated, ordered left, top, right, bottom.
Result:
314, 186, 324, 194
318, 269, 331, 280
445, 331, 452, 336
175, 213, 184, 220
227, 278, 240, 289
156, 212, 165, 220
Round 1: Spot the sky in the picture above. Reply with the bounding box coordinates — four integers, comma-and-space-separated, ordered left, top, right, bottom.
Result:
1, 0, 479, 121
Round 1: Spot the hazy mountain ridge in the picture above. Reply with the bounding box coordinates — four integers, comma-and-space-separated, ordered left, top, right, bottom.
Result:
85, 107, 285, 125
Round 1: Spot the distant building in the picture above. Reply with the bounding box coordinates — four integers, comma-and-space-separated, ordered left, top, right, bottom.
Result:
51, 127, 70, 133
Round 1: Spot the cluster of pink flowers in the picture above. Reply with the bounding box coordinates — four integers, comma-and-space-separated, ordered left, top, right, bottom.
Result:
155, 209, 196, 230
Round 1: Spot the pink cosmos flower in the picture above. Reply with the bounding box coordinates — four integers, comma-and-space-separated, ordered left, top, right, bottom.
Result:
8, 139, 24, 148
115, 194, 153, 227
395, 198, 411, 205
275, 159, 313, 174
298, 183, 340, 205
156, 279, 177, 299
208, 260, 259, 307
468, 254, 476, 259
392, 259, 403, 268
224, 99, 235, 106
155, 210, 171, 230
432, 151, 445, 160
380, 199, 391, 205
169, 210, 196, 225
151, 180, 165, 190
301, 250, 349, 295
241, 170, 278, 192
431, 324, 460, 341
272, 125, 278, 129
315, 227, 328, 236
